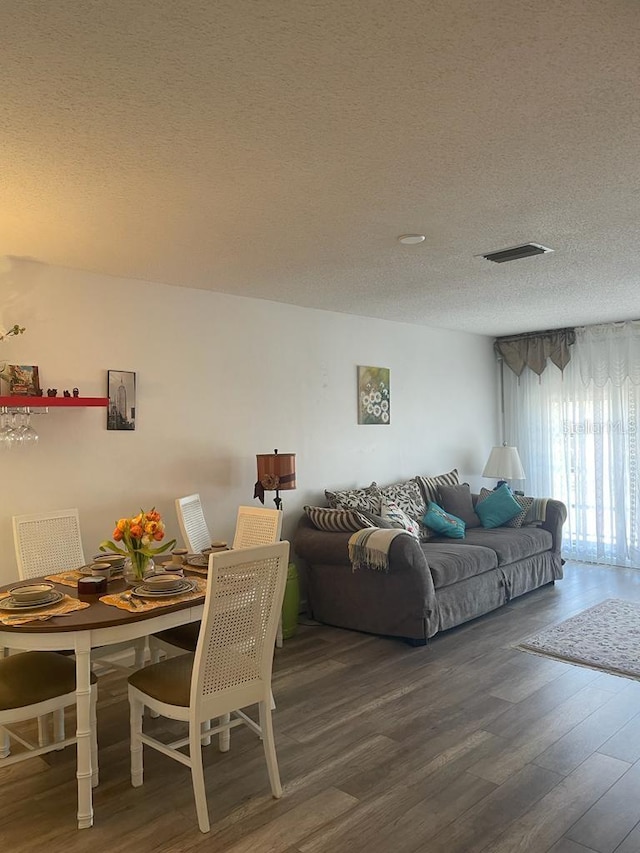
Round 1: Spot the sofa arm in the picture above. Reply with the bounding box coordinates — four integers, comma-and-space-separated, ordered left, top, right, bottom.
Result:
293, 516, 439, 641
540, 498, 567, 555
292, 515, 355, 565
472, 493, 567, 555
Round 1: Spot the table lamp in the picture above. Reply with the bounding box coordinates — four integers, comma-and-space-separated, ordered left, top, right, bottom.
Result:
254, 448, 296, 509
482, 443, 525, 490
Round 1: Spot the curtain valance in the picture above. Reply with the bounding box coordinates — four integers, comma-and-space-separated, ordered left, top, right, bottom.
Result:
576, 320, 640, 387
494, 328, 576, 377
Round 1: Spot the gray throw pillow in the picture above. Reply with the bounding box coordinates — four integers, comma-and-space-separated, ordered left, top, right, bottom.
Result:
438, 483, 481, 528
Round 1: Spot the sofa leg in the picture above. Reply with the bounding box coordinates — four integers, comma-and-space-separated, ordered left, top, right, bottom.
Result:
405, 637, 428, 647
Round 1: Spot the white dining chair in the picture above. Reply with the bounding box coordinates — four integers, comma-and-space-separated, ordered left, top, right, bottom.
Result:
128, 541, 289, 833
10, 509, 146, 752
0, 650, 98, 791
13, 510, 146, 662
148, 493, 214, 668
150, 504, 285, 662
233, 506, 284, 646
175, 494, 213, 554
232, 505, 283, 550
12, 510, 146, 667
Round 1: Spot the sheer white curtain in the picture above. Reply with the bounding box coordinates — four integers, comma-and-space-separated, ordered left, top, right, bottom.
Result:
504, 321, 640, 568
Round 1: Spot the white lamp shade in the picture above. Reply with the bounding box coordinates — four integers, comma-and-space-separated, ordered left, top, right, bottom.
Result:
482, 445, 525, 480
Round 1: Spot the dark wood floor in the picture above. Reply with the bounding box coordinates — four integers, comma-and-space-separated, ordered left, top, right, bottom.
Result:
4, 561, 640, 852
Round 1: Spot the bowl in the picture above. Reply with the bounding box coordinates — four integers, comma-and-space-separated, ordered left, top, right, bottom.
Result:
94, 554, 125, 569
10, 582, 55, 603
142, 573, 184, 591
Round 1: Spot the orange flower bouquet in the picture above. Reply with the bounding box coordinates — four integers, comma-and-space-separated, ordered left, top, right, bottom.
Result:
99, 508, 176, 582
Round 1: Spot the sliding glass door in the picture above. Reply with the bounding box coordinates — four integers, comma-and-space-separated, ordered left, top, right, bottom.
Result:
503, 322, 640, 568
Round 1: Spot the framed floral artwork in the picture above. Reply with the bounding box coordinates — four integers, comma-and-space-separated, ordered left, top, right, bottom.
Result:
357, 365, 390, 424
107, 370, 136, 431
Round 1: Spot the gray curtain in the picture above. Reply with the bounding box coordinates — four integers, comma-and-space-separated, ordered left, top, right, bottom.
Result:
495, 328, 576, 376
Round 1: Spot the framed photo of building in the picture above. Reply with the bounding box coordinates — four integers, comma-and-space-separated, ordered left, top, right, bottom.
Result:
107, 370, 136, 431
357, 365, 390, 424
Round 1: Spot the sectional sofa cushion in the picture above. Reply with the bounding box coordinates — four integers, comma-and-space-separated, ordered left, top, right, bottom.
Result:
325, 482, 381, 514
475, 483, 522, 528
461, 526, 553, 565
304, 506, 375, 533
425, 542, 498, 589
415, 469, 459, 505
422, 502, 465, 538
438, 483, 481, 528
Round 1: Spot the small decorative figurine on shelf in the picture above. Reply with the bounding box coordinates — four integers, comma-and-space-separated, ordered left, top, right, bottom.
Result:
47, 388, 58, 397
63, 390, 71, 397
72, 387, 79, 397
35, 388, 44, 396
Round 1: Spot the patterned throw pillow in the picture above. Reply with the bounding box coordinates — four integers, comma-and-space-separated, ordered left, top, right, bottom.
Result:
304, 506, 375, 533
379, 499, 420, 538
325, 482, 381, 514
477, 488, 534, 528
414, 469, 460, 505
379, 479, 426, 522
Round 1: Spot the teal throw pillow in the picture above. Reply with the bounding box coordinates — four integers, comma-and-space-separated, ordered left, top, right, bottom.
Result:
475, 483, 522, 528
422, 502, 465, 538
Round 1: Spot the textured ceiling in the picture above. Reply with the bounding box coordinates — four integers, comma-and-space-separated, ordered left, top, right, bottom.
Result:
2, 0, 639, 335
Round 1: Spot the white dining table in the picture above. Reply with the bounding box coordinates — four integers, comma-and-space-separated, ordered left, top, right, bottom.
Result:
0, 574, 204, 829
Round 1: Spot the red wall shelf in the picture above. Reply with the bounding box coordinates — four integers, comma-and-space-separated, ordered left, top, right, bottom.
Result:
0, 396, 109, 407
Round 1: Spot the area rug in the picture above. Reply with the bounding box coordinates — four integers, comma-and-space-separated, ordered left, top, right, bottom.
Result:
515, 599, 640, 681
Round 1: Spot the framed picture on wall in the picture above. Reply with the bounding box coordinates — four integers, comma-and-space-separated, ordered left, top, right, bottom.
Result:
7, 364, 40, 396
107, 370, 136, 431
357, 365, 390, 424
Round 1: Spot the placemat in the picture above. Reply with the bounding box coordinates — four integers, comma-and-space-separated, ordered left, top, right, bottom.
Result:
45, 570, 84, 587
45, 570, 124, 588
100, 576, 207, 613
0, 592, 91, 625
181, 564, 209, 576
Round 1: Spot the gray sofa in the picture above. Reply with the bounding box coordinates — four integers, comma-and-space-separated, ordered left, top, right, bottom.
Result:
293, 496, 567, 644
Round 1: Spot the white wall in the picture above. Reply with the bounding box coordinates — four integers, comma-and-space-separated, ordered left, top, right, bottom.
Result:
0, 259, 498, 585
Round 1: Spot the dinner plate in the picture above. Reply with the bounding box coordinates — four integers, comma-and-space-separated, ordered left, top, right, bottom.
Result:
0, 590, 64, 611
131, 579, 197, 599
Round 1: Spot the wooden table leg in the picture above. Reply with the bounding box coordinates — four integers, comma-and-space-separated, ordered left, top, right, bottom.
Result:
75, 635, 94, 829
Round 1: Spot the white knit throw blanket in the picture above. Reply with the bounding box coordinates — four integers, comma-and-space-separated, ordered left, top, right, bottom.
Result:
525, 497, 549, 524
348, 528, 408, 572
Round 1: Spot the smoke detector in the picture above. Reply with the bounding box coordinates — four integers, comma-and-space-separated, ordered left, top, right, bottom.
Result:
479, 243, 554, 263
397, 234, 425, 245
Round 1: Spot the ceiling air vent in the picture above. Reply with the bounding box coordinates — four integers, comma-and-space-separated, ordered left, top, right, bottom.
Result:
480, 243, 554, 264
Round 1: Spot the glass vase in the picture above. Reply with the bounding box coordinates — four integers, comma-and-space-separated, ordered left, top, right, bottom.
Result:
123, 555, 154, 586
